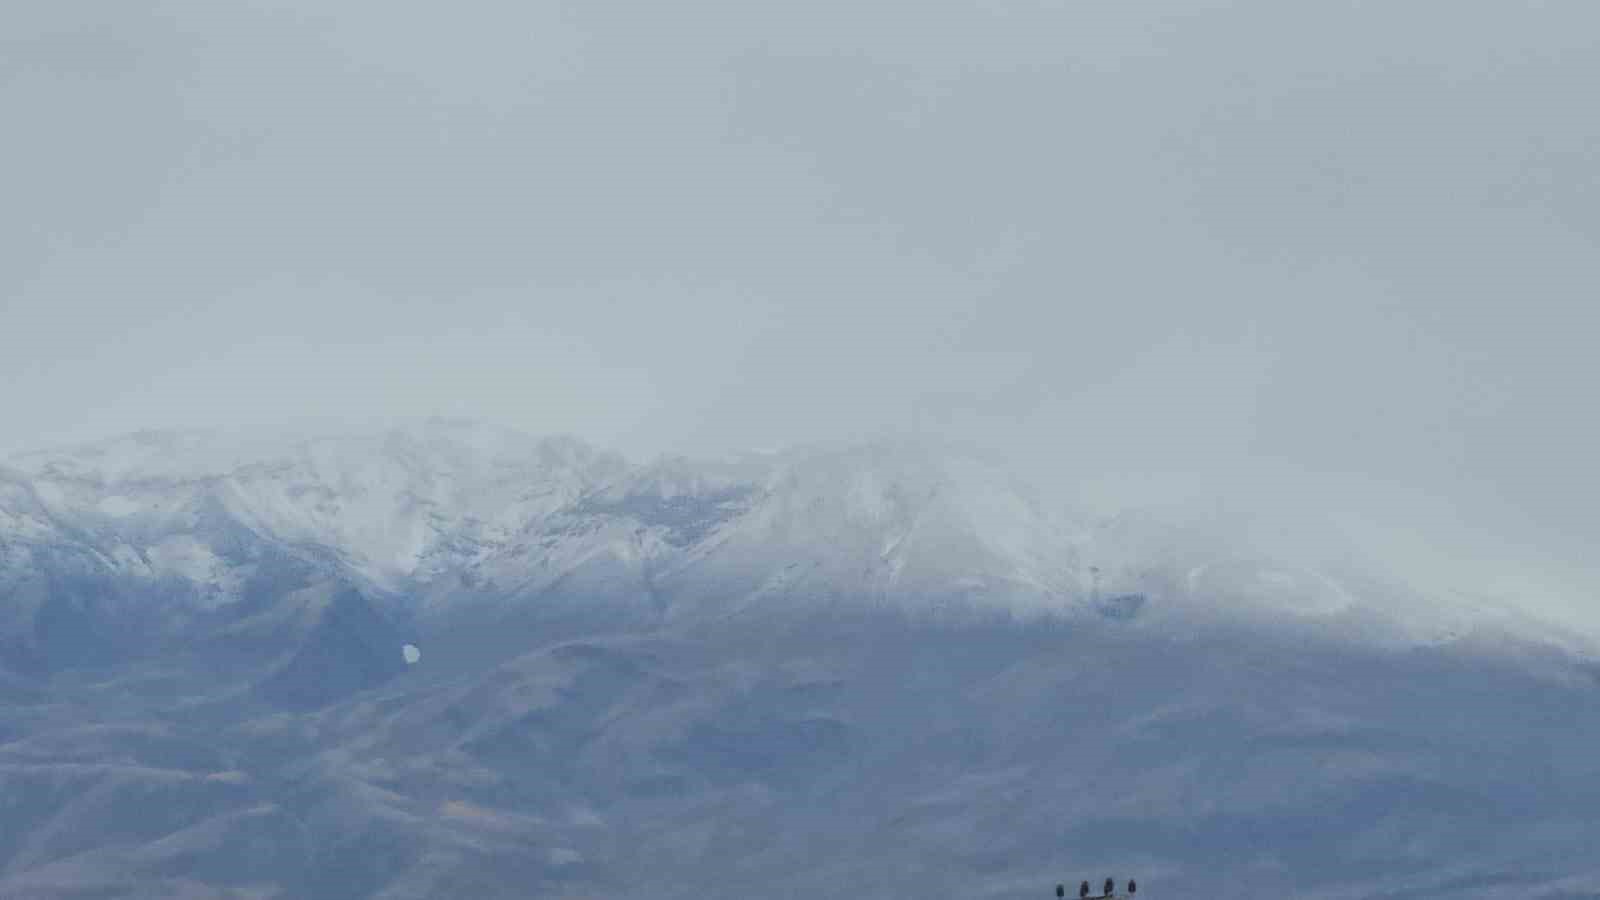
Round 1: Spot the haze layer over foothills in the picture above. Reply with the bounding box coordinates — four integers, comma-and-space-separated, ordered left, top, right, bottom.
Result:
0, 421, 1595, 899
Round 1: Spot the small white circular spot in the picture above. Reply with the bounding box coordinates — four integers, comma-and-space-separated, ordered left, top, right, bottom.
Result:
402, 644, 421, 665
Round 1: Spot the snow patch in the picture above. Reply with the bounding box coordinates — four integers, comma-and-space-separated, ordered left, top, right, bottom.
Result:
97, 495, 142, 517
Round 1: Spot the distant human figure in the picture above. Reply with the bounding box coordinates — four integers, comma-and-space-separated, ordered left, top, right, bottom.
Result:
1079, 880, 1090, 898
1128, 879, 1137, 895
1104, 877, 1115, 897
1057, 884, 1065, 898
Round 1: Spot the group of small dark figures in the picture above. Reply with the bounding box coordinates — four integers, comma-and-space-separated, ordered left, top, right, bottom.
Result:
1055, 877, 1136, 898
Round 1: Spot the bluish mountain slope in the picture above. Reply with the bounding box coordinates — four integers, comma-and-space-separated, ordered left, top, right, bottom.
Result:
0, 422, 1595, 898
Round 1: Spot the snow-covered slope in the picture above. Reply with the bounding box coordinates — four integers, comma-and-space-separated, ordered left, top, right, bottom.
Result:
641, 443, 1091, 617
3, 421, 625, 594
1, 422, 1587, 659
436, 442, 1092, 623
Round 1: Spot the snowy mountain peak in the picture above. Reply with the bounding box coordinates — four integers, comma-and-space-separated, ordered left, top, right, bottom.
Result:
3, 422, 627, 591
1, 426, 1589, 656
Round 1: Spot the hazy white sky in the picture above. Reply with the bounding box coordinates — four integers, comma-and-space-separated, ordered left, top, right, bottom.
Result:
4, 1, 1598, 600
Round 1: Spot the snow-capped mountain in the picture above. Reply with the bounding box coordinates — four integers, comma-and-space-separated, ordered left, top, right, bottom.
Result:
433, 440, 1096, 626
5, 422, 1600, 899
4, 421, 625, 591
1, 421, 1583, 663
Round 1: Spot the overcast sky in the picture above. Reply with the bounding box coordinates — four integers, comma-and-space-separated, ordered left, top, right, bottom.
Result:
4, 1, 1598, 610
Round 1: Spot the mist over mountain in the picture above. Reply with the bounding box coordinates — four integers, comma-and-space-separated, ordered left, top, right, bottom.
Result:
2, 421, 1598, 898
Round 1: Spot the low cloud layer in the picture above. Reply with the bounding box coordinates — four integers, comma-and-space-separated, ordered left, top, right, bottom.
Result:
5, 1, 1596, 617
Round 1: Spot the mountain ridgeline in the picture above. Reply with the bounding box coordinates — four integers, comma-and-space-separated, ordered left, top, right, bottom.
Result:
1, 422, 1598, 898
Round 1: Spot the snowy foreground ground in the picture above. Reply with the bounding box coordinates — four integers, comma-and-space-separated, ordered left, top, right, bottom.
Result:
2, 423, 1597, 898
